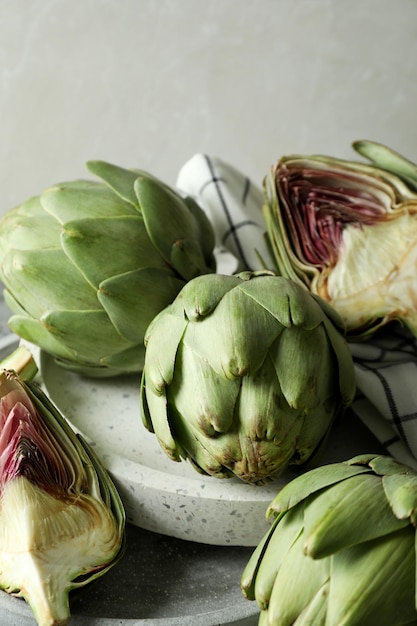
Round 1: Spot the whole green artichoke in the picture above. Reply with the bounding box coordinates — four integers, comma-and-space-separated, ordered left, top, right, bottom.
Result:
241, 454, 417, 626
263, 140, 417, 339
140, 271, 355, 484
0, 161, 216, 376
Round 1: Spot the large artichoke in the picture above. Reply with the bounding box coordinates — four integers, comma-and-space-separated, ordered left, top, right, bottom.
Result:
263, 140, 417, 338
0, 161, 216, 376
140, 271, 355, 485
241, 454, 417, 626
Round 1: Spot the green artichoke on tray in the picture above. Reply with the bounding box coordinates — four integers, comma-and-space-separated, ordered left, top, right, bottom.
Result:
140, 270, 355, 484
241, 454, 417, 626
0, 161, 216, 376
263, 140, 417, 339
0, 347, 125, 626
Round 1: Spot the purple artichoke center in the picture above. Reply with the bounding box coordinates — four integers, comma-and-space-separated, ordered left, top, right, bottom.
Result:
0, 382, 80, 498
277, 165, 386, 268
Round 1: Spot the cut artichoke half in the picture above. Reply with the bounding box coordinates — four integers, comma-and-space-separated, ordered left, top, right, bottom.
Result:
0, 347, 126, 626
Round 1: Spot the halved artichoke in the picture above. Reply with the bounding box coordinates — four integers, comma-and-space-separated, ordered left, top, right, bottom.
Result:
0, 349, 125, 626
263, 141, 417, 338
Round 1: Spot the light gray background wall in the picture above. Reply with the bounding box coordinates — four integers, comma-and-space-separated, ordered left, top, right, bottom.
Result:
1, 0, 417, 212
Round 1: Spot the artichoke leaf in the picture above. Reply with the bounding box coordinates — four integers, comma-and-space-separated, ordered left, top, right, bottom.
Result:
0, 209, 61, 252
320, 316, 357, 406
135, 176, 209, 273
270, 324, 335, 410
180, 273, 242, 321
41, 180, 138, 222
101, 343, 145, 373
353, 139, 417, 192
251, 507, 304, 610
144, 384, 185, 462
6, 312, 79, 363
292, 582, 329, 626
99, 267, 184, 343
170, 237, 216, 282
241, 514, 283, 602
182, 285, 282, 379
169, 340, 241, 435
327, 528, 416, 626
267, 528, 330, 626
237, 274, 324, 329
267, 462, 372, 517
62, 215, 164, 289
41, 309, 136, 369
1, 248, 98, 319
181, 195, 216, 264
237, 353, 302, 444
161, 405, 238, 479
86, 160, 144, 209
382, 472, 417, 524
303, 474, 409, 558
142, 308, 187, 395
367, 454, 414, 476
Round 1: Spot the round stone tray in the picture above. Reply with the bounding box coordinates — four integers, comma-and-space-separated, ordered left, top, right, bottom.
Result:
37, 342, 384, 547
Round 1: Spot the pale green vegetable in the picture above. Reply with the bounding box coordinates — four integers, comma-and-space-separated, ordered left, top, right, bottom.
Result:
0, 161, 216, 376
263, 141, 417, 338
140, 270, 355, 484
241, 454, 417, 626
0, 349, 125, 626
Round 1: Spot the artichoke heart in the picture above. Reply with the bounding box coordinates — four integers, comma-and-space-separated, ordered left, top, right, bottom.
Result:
0, 361, 125, 626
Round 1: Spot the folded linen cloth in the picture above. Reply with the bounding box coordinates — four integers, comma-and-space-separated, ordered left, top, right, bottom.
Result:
177, 153, 417, 471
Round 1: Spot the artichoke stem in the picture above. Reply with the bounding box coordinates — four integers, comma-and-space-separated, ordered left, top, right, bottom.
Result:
0, 345, 38, 381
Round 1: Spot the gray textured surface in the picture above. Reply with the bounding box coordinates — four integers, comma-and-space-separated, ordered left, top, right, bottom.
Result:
0, 525, 259, 625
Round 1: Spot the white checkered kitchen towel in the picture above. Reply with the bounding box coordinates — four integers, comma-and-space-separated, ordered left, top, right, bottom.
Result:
177, 154, 417, 471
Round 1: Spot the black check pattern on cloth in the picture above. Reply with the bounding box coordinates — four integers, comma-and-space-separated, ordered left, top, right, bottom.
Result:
176, 153, 272, 272
351, 326, 417, 470
176, 154, 417, 470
